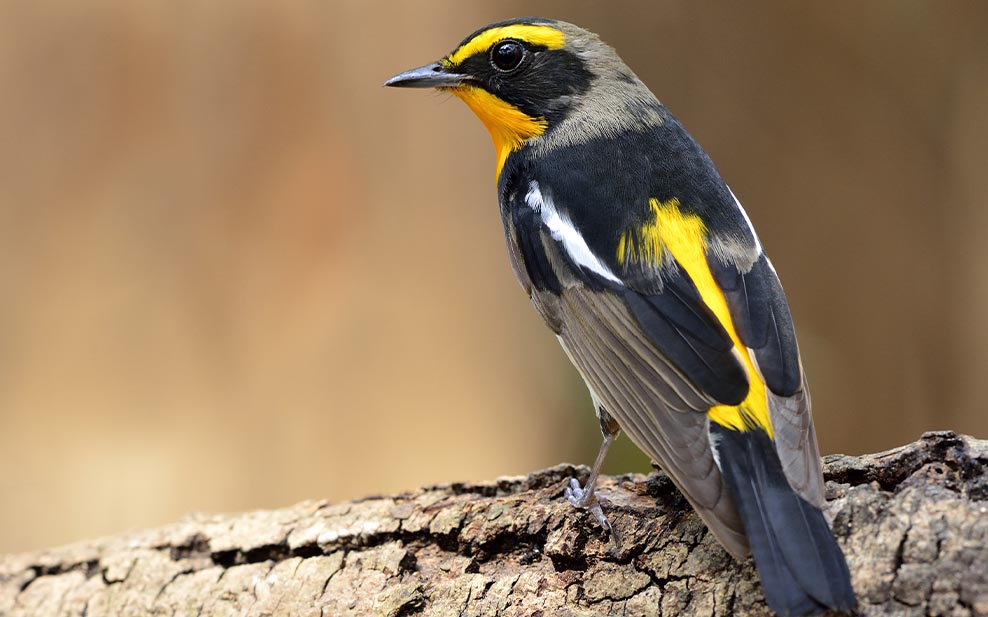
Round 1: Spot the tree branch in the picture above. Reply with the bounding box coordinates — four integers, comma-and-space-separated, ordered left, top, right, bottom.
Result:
2, 431, 987, 616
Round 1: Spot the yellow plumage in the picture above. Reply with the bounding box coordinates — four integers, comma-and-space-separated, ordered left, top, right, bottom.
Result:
619, 198, 773, 435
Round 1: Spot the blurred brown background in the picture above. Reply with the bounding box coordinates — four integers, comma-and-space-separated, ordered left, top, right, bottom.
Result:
0, 1, 986, 554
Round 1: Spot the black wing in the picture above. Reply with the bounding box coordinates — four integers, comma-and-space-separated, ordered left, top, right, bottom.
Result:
710, 253, 800, 397
709, 249, 823, 504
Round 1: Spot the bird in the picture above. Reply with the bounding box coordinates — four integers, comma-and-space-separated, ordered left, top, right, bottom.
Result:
385, 17, 855, 616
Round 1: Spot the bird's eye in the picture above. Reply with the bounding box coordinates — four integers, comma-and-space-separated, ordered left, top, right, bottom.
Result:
490, 40, 524, 71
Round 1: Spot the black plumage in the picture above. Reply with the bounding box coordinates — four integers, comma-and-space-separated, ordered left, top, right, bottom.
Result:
386, 16, 856, 616
711, 254, 802, 396
711, 424, 855, 616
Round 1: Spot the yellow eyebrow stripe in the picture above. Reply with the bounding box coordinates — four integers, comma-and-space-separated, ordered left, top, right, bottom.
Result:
446, 24, 566, 67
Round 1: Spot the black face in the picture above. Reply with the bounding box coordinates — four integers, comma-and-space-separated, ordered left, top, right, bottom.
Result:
454, 38, 593, 122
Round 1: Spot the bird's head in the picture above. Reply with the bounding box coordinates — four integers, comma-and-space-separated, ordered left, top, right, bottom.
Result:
385, 18, 662, 179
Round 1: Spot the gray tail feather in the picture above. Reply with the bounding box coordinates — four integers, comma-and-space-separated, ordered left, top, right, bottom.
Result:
711, 424, 856, 616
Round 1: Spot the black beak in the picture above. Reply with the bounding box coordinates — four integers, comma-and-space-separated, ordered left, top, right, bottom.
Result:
384, 62, 469, 88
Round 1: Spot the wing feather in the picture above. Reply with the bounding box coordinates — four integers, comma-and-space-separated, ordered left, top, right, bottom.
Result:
710, 252, 823, 506
711, 254, 800, 397
554, 285, 750, 558
767, 378, 824, 506
507, 172, 823, 546
621, 275, 750, 405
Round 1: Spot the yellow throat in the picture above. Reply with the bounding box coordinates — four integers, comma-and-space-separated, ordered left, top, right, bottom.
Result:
449, 86, 547, 181
441, 24, 566, 181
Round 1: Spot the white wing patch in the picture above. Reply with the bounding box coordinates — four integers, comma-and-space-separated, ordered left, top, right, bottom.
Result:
728, 186, 763, 255
526, 181, 622, 284
707, 428, 723, 471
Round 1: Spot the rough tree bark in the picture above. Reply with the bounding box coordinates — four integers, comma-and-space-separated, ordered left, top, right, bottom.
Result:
1, 431, 987, 616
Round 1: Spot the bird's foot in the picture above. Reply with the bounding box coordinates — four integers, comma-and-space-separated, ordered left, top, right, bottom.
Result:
565, 478, 613, 535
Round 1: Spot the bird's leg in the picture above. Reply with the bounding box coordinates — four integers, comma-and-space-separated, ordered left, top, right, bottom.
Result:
565, 407, 620, 536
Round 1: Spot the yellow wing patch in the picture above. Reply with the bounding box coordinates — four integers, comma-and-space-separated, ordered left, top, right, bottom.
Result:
620, 198, 774, 436
617, 198, 705, 268
450, 86, 547, 181
444, 24, 566, 67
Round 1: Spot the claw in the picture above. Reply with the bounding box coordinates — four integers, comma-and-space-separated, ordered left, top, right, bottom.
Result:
565, 477, 613, 536
565, 426, 622, 550
587, 500, 612, 533
565, 478, 591, 507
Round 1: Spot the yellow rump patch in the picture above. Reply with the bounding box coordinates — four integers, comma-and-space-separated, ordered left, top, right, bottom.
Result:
619, 198, 774, 436
445, 24, 566, 67
449, 85, 547, 181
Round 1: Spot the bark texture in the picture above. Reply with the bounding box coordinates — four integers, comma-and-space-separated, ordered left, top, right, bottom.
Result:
2, 431, 987, 616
